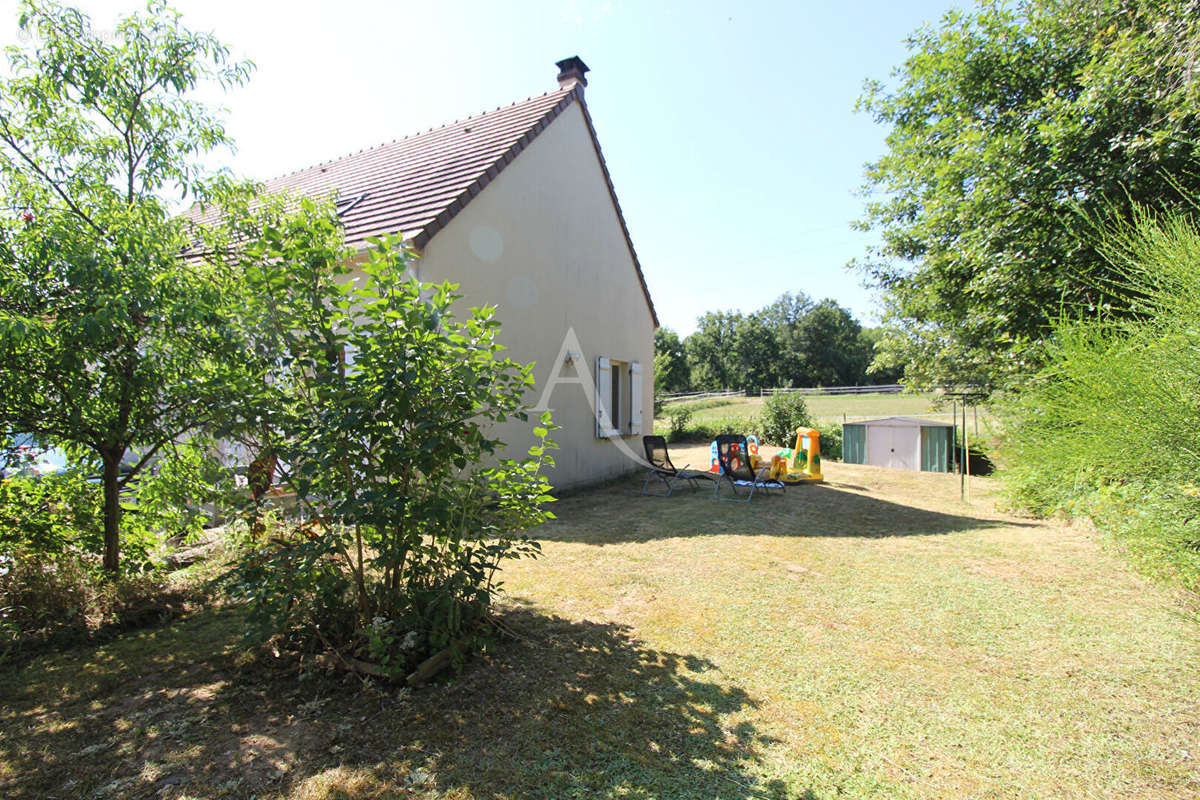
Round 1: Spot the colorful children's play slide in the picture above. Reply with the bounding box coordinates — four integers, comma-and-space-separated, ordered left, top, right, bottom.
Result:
769, 427, 823, 484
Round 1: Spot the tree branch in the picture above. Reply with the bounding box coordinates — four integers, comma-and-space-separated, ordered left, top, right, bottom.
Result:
0, 119, 111, 241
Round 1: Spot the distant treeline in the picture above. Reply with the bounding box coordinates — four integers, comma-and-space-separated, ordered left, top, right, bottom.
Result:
654, 292, 899, 395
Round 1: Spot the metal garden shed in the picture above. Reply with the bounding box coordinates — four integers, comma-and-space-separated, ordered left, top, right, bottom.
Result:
842, 416, 954, 472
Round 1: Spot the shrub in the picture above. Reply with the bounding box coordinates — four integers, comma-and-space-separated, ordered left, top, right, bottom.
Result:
0, 546, 193, 663
667, 406, 693, 442
814, 423, 842, 461
0, 469, 102, 557
130, 444, 231, 549
758, 392, 813, 446
0, 444, 227, 574
221, 221, 556, 680
1000, 208, 1200, 593
665, 414, 753, 444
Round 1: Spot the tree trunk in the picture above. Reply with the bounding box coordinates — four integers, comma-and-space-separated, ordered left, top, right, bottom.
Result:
102, 453, 122, 574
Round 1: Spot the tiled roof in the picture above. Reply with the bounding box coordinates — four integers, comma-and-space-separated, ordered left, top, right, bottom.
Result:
201, 83, 657, 325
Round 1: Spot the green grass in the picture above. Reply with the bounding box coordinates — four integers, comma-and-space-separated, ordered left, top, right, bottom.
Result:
2, 458, 1196, 799
666, 392, 974, 424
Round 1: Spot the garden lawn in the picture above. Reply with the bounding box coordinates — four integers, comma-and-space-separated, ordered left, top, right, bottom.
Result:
2, 452, 1197, 799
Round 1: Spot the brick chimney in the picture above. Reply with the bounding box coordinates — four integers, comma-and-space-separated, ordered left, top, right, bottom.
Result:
555, 56, 589, 92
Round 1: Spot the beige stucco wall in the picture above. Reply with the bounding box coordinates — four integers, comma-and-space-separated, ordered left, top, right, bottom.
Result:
407, 101, 656, 489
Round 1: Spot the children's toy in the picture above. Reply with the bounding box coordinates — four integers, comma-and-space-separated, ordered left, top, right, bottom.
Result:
710, 435, 766, 474
767, 454, 789, 481
745, 435, 764, 470
709, 438, 743, 474
777, 427, 824, 484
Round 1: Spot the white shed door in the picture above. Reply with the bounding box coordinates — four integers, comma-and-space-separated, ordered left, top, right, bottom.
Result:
867, 425, 920, 470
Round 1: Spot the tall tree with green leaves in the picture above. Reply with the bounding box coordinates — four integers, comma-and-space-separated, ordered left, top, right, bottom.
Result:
757, 291, 813, 386
793, 299, 872, 387
653, 327, 691, 394
0, 1, 253, 572
685, 310, 744, 391
857, 0, 1200, 390
858, 327, 903, 384
731, 312, 781, 392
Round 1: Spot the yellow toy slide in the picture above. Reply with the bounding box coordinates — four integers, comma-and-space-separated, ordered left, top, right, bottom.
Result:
768, 427, 824, 485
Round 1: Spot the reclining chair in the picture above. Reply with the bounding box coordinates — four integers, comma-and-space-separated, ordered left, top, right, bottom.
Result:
713, 433, 783, 502
641, 435, 718, 497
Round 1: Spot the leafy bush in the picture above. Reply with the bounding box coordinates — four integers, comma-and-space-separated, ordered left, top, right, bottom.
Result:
667, 406, 693, 443
1000, 208, 1200, 593
814, 423, 842, 461
131, 444, 230, 548
664, 415, 754, 444
0, 444, 227, 574
0, 546, 193, 663
0, 469, 102, 556
952, 442, 994, 477
758, 392, 813, 446
220, 215, 556, 680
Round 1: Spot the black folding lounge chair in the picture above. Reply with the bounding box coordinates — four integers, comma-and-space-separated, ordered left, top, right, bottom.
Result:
713, 434, 783, 502
641, 435, 718, 497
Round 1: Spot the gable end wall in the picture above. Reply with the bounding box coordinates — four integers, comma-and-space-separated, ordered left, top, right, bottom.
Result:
414, 102, 655, 488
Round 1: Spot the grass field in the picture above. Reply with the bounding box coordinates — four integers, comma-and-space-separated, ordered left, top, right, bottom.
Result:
665, 392, 976, 424
2, 454, 1196, 799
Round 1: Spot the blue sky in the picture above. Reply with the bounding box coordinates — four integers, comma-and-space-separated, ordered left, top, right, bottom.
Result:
1, 0, 963, 334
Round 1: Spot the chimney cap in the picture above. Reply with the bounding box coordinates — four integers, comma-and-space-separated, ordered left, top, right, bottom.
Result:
555, 56, 589, 89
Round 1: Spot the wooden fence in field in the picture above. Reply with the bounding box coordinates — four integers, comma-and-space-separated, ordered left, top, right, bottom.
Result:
660, 384, 904, 404
760, 384, 904, 397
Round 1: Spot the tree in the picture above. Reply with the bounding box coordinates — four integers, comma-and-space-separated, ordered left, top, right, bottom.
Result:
682, 295, 879, 391
857, 0, 1200, 390
793, 299, 871, 386
757, 292, 813, 387
731, 312, 781, 391
0, 1, 253, 572
685, 310, 744, 391
221, 202, 555, 676
858, 328, 903, 384
653, 327, 691, 394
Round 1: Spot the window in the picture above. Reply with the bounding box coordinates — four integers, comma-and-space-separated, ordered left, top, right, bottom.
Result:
595, 356, 643, 438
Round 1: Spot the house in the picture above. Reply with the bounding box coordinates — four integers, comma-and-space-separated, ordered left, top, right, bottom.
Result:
252, 57, 657, 489
841, 417, 954, 472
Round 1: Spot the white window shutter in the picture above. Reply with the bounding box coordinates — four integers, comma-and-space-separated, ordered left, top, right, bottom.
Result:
595, 356, 614, 438
629, 361, 644, 435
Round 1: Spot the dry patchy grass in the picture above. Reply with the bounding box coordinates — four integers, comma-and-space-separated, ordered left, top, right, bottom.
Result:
1, 454, 1197, 799
667, 392, 953, 423
664, 393, 1003, 438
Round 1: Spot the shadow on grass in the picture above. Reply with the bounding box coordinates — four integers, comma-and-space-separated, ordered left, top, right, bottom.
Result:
539, 473, 1036, 545
0, 606, 802, 800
